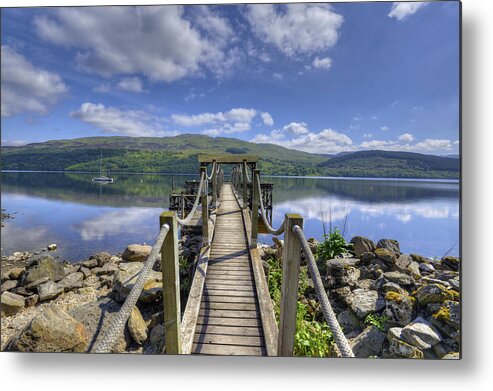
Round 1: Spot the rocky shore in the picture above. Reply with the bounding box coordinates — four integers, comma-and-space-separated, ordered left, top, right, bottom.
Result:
1, 234, 460, 358
259, 236, 460, 359
1, 234, 202, 353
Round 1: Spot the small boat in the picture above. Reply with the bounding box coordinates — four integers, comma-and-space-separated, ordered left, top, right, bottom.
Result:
92, 153, 114, 183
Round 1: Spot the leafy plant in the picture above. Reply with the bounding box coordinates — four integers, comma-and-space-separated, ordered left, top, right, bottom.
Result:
364, 314, 389, 332
316, 228, 351, 272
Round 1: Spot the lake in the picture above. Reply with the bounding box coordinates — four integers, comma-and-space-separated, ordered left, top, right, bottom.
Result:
0, 171, 460, 261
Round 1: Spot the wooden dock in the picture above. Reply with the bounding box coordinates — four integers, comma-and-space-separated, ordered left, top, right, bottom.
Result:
192, 183, 266, 355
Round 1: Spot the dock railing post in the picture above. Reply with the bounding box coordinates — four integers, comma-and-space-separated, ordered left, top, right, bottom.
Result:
251, 169, 260, 248
278, 213, 304, 356
242, 160, 248, 209
160, 211, 182, 354
212, 160, 217, 208
200, 166, 209, 245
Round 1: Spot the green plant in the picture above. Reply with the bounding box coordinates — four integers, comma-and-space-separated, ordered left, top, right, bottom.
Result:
316, 228, 351, 272
364, 314, 389, 332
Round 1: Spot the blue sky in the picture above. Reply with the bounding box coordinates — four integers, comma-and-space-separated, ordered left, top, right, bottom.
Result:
1, 1, 460, 155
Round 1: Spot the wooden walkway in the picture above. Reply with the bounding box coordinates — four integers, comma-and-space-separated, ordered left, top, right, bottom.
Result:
192, 183, 266, 355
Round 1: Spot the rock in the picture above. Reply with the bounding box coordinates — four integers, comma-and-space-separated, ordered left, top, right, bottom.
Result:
382, 282, 407, 295
1, 279, 19, 292
356, 279, 373, 290
25, 294, 39, 308
394, 254, 411, 271
91, 251, 111, 266
148, 324, 165, 353
69, 297, 130, 353
37, 281, 64, 301
350, 326, 385, 357
411, 253, 431, 263
420, 277, 450, 288
376, 239, 400, 255
272, 237, 284, 249
326, 264, 360, 288
80, 266, 91, 278
383, 292, 416, 327
350, 236, 376, 258
388, 338, 424, 359
99, 275, 113, 288
329, 286, 351, 306
24, 256, 66, 284
432, 300, 460, 330
384, 271, 414, 286
58, 272, 84, 292
47, 243, 57, 251
415, 284, 457, 305
9, 306, 89, 352
337, 308, 362, 336
442, 352, 460, 359
441, 256, 460, 271
8, 267, 25, 279
347, 289, 385, 319
128, 306, 148, 344
401, 317, 442, 350
24, 277, 51, 290
434, 338, 459, 358
370, 275, 386, 290
374, 248, 396, 265
307, 238, 319, 255
77, 287, 96, 296
10, 286, 32, 297
122, 244, 152, 262
1, 291, 25, 316
360, 252, 376, 265
387, 327, 403, 342
449, 278, 459, 291
97, 263, 118, 276
81, 258, 99, 268
419, 262, 436, 274
112, 262, 163, 302
406, 261, 421, 279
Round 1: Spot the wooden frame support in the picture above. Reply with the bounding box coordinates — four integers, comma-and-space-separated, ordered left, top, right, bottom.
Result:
212, 159, 217, 208
251, 168, 260, 248
242, 160, 248, 209
160, 211, 182, 354
278, 213, 304, 356
201, 194, 209, 246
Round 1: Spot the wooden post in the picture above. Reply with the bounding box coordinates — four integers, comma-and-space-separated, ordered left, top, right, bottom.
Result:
212, 160, 217, 208
201, 194, 209, 246
160, 211, 182, 354
278, 214, 304, 356
200, 166, 207, 196
242, 160, 248, 209
180, 191, 185, 219
251, 169, 260, 248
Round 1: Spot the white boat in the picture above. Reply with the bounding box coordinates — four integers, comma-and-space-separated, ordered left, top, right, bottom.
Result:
92, 153, 114, 183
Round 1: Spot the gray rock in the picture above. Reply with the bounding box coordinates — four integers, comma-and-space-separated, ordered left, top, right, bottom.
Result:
8, 267, 26, 279
337, 308, 362, 335
406, 261, 421, 279
128, 306, 148, 344
384, 271, 414, 286
24, 277, 50, 290
433, 300, 460, 330
374, 248, 396, 266
401, 317, 442, 350
388, 338, 424, 359
350, 325, 385, 357
1, 279, 19, 292
1, 291, 25, 316
420, 277, 450, 287
81, 258, 99, 268
69, 297, 131, 353
25, 294, 39, 308
350, 236, 376, 258
356, 279, 374, 290
147, 324, 165, 354
449, 278, 459, 291
387, 327, 403, 342
383, 292, 416, 326
415, 284, 456, 305
80, 266, 91, 278
441, 256, 460, 271
37, 281, 64, 301
376, 239, 400, 255
10, 286, 32, 297
8, 306, 88, 352
442, 352, 460, 359
58, 272, 84, 292
419, 263, 436, 274
91, 251, 111, 266
112, 262, 163, 302
122, 244, 152, 262
47, 243, 57, 251
24, 256, 66, 284
382, 282, 407, 294
347, 289, 385, 319
394, 254, 412, 271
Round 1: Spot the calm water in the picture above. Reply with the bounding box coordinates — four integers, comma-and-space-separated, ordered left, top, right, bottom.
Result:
1, 172, 460, 261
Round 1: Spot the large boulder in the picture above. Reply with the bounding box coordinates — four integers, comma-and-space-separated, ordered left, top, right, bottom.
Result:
383, 292, 416, 327
37, 281, 64, 302
374, 248, 396, 267
388, 338, 424, 359
58, 272, 84, 292
69, 297, 131, 353
1, 291, 25, 316
350, 325, 386, 358
347, 289, 385, 319
325, 260, 361, 288
122, 244, 152, 262
440, 256, 460, 271
128, 306, 148, 345
23, 256, 66, 284
432, 300, 460, 330
415, 284, 457, 305
8, 306, 89, 352
1, 279, 19, 292
112, 262, 163, 303
8, 267, 25, 280
384, 271, 414, 286
350, 236, 376, 258
337, 308, 362, 336
376, 239, 400, 255
401, 317, 442, 350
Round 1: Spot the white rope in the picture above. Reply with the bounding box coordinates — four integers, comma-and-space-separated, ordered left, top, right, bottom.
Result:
243, 161, 252, 183
207, 161, 216, 181
256, 173, 285, 235
292, 224, 355, 358
177, 172, 205, 225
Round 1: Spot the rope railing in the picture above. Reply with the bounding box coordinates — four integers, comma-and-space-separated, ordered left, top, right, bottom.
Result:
91, 223, 171, 353
207, 161, 216, 181
256, 173, 285, 235
292, 224, 354, 358
243, 161, 252, 183
176, 171, 205, 226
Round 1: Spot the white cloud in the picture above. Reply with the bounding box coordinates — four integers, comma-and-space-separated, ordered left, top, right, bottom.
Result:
1, 139, 28, 146
70, 102, 176, 137
117, 77, 145, 93
246, 3, 343, 56
380, 126, 390, 132
261, 112, 274, 126
312, 56, 332, 70
282, 122, 309, 136
273, 73, 283, 80
34, 6, 232, 83
363, 133, 373, 139
388, 2, 429, 21
398, 133, 415, 142
371, 115, 378, 120
1, 45, 68, 117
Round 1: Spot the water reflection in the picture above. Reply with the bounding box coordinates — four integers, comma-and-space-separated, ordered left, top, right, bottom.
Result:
1, 172, 460, 260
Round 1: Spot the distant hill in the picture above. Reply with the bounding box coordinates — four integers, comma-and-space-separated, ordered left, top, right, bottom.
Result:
0, 135, 459, 178
317, 150, 459, 179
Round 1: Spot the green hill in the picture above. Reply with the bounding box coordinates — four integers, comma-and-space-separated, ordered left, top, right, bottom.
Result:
0, 135, 460, 178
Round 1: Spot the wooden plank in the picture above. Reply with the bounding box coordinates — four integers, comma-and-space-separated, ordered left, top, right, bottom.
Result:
205, 279, 254, 286
192, 343, 265, 356
197, 316, 262, 327
198, 309, 260, 319
200, 302, 258, 311
202, 274, 252, 281
194, 333, 265, 347
202, 295, 257, 304
193, 325, 263, 337
204, 284, 255, 292
203, 289, 256, 297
